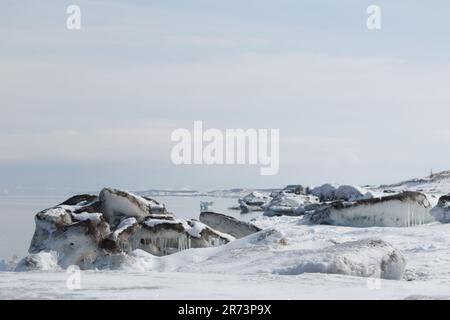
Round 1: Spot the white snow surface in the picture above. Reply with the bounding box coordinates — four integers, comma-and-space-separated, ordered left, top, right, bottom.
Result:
3, 219, 450, 299
42, 207, 69, 218
108, 232, 405, 280
72, 212, 103, 223
113, 217, 137, 240
14, 251, 60, 272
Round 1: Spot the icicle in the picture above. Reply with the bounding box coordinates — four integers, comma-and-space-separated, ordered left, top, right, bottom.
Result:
407, 204, 411, 227
178, 234, 188, 251
406, 205, 409, 227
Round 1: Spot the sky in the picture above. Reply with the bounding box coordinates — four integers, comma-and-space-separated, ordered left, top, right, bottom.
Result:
1, 0, 450, 193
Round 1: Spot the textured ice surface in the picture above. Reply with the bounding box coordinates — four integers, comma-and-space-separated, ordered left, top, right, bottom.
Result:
305, 192, 434, 227
199, 211, 261, 238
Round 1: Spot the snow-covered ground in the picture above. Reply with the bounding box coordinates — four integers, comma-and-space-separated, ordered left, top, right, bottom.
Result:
375, 170, 450, 195
2, 217, 450, 299
2, 269, 450, 300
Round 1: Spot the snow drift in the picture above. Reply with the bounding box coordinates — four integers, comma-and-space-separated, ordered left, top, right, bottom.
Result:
98, 229, 406, 280
273, 239, 406, 280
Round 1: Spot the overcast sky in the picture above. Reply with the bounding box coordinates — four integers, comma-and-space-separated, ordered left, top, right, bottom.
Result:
1, 0, 450, 193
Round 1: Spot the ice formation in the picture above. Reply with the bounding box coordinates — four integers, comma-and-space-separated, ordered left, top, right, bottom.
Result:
305, 191, 434, 227
100, 188, 166, 226
431, 194, 450, 223
238, 191, 272, 213
263, 192, 320, 217
199, 211, 261, 238
23, 188, 236, 270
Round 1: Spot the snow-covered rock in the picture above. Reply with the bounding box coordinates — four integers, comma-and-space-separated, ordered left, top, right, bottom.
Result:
431, 194, 450, 223
100, 188, 166, 226
111, 217, 234, 256
310, 184, 337, 201
263, 192, 320, 217
304, 191, 434, 227
283, 184, 306, 194
31, 217, 110, 269
22, 188, 236, 270
335, 185, 373, 201
28, 193, 111, 269
199, 211, 261, 238
238, 191, 272, 213
310, 184, 373, 202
